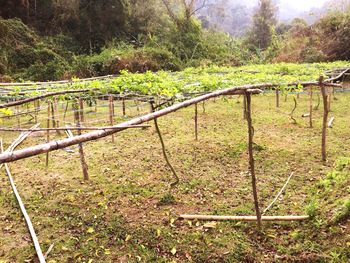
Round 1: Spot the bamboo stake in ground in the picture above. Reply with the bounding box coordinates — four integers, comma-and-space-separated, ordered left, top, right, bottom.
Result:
151, 102, 179, 188
122, 98, 126, 116
79, 98, 85, 123
245, 92, 262, 228
276, 88, 280, 108
108, 95, 115, 143
328, 117, 335, 128
54, 97, 61, 134
63, 101, 69, 122
74, 103, 89, 181
243, 95, 247, 119
46, 102, 51, 167
194, 103, 198, 141
309, 87, 313, 128
320, 76, 329, 163
34, 101, 38, 123
179, 215, 309, 221
262, 172, 294, 215
290, 97, 297, 124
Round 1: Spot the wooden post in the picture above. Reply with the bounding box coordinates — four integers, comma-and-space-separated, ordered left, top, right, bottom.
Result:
54, 97, 61, 134
16, 106, 21, 128
50, 102, 56, 128
46, 102, 51, 167
328, 89, 332, 112
309, 87, 313, 128
33, 101, 38, 123
108, 95, 115, 143
74, 104, 89, 181
122, 98, 126, 116
243, 95, 247, 119
275, 89, 280, 108
63, 101, 69, 122
151, 102, 179, 188
79, 98, 85, 123
245, 92, 262, 228
194, 103, 198, 141
320, 77, 328, 163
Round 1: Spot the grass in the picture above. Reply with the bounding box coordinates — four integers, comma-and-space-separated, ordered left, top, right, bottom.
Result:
0, 91, 349, 262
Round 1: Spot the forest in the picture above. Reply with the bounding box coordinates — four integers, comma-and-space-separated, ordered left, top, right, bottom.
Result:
0, 1, 350, 263
0, 0, 350, 81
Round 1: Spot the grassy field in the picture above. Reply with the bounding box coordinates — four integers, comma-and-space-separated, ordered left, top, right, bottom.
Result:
0, 91, 349, 262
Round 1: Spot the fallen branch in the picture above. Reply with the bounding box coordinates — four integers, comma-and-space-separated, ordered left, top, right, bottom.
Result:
262, 172, 294, 215
179, 214, 309, 221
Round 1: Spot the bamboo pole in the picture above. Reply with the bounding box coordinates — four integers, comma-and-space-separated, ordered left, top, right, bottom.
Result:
194, 103, 198, 141
108, 95, 115, 143
0, 125, 150, 132
34, 101, 38, 123
179, 215, 309, 221
79, 98, 85, 123
0, 89, 94, 109
320, 76, 329, 163
122, 98, 126, 116
0, 86, 263, 164
74, 104, 89, 181
309, 87, 313, 128
0, 138, 46, 263
54, 97, 60, 134
245, 92, 261, 228
243, 95, 247, 119
50, 102, 56, 128
276, 89, 280, 108
262, 172, 294, 215
328, 117, 335, 128
46, 102, 51, 167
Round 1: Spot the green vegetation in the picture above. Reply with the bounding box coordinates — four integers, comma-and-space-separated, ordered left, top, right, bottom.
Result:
1, 1, 350, 81
0, 91, 349, 262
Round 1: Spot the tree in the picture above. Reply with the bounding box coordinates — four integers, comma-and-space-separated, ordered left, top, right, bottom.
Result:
248, 0, 277, 50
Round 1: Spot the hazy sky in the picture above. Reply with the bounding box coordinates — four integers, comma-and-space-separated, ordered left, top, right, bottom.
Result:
278, 0, 329, 11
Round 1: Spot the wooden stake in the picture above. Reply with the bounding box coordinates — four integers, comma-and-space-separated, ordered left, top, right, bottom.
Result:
309, 87, 313, 128
74, 103, 89, 181
151, 102, 179, 188
122, 98, 126, 116
276, 89, 280, 108
63, 101, 69, 122
262, 172, 294, 215
46, 102, 51, 167
328, 117, 335, 128
33, 101, 38, 123
108, 95, 115, 143
50, 102, 56, 128
243, 95, 247, 119
320, 76, 328, 163
179, 215, 309, 221
79, 98, 85, 123
54, 97, 61, 134
194, 103, 198, 141
245, 92, 262, 228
